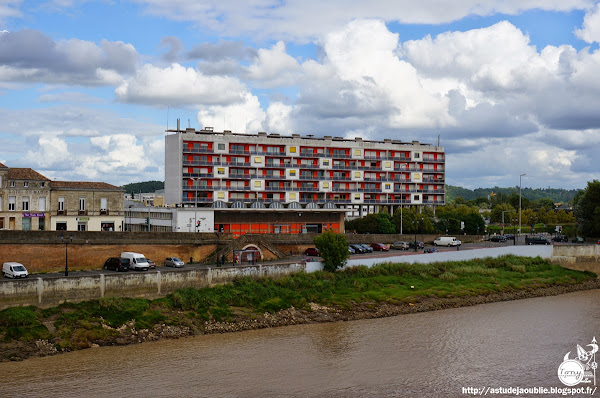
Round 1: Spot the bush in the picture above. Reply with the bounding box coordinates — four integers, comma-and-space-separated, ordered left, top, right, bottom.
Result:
314, 230, 349, 272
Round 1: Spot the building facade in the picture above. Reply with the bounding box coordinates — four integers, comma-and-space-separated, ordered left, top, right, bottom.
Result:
0, 164, 51, 230
165, 127, 444, 235
0, 163, 124, 232
49, 181, 125, 231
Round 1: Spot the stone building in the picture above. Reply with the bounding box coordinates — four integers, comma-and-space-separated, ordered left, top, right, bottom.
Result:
0, 163, 51, 230
49, 181, 125, 231
0, 163, 124, 231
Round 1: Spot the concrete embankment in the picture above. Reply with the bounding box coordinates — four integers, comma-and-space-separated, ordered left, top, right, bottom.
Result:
0, 263, 304, 310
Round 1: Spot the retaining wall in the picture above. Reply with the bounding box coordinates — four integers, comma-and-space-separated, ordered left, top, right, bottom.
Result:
0, 263, 304, 310
551, 245, 600, 274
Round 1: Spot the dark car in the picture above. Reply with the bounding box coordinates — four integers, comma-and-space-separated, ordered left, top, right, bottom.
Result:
358, 244, 373, 253
424, 247, 437, 253
572, 237, 585, 244
350, 244, 367, 254
147, 259, 156, 269
348, 246, 356, 254
490, 235, 507, 242
305, 247, 320, 256
551, 235, 568, 243
103, 257, 130, 272
370, 243, 389, 251
409, 241, 424, 249
504, 234, 515, 241
525, 235, 551, 245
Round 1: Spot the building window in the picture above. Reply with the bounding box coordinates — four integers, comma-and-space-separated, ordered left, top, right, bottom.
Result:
217, 168, 225, 175
414, 195, 420, 201
413, 152, 420, 159
217, 192, 225, 199
323, 182, 329, 189
8, 196, 15, 211
254, 157, 262, 163
254, 181, 261, 187
385, 184, 391, 190
79, 198, 86, 211
22, 197, 29, 211
58, 197, 64, 211
10, 181, 15, 187
217, 143, 225, 150
354, 150, 361, 156
41, 182, 45, 188
289, 170, 296, 176
289, 193, 296, 200
100, 198, 107, 211
323, 160, 330, 166
289, 147, 296, 153
354, 194, 361, 200
385, 162, 391, 168
38, 197, 46, 212
354, 172, 360, 178
24, 182, 29, 187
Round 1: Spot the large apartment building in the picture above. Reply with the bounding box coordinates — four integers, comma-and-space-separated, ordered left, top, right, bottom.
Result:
165, 127, 445, 235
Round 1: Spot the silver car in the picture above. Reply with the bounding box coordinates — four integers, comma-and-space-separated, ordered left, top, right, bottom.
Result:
165, 257, 185, 267
390, 241, 410, 250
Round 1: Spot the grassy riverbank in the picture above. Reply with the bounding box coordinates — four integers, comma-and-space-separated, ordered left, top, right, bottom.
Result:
0, 255, 598, 361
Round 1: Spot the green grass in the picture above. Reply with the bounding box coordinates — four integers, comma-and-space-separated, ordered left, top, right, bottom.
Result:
0, 256, 595, 353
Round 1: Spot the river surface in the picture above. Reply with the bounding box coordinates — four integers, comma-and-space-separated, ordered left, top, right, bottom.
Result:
1, 290, 599, 397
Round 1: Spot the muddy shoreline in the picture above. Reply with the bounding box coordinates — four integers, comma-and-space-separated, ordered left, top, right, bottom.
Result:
3, 279, 600, 362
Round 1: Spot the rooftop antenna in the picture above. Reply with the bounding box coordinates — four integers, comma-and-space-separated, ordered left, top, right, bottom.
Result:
437, 134, 440, 147
188, 118, 191, 128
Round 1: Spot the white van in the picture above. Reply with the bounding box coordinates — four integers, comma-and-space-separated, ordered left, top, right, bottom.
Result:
2, 262, 29, 279
433, 237, 462, 247
120, 252, 150, 271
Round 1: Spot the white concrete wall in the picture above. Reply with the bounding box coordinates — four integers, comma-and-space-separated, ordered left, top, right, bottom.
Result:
306, 246, 553, 273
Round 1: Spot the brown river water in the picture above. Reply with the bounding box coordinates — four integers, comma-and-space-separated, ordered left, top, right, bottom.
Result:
1, 289, 599, 397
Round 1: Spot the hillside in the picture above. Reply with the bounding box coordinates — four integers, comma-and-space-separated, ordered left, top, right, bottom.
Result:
122, 181, 164, 195
446, 185, 580, 203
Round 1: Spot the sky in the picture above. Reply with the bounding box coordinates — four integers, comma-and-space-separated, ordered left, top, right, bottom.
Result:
1, 0, 599, 190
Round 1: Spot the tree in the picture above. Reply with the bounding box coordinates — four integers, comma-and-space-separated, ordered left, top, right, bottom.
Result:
377, 212, 395, 234
313, 231, 349, 272
573, 180, 600, 237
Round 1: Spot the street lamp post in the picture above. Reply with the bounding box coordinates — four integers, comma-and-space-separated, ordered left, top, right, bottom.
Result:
501, 210, 511, 235
60, 233, 73, 276
519, 173, 526, 242
192, 177, 199, 232
413, 219, 419, 252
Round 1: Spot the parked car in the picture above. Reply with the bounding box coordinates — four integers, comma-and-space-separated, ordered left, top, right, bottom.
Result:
350, 244, 367, 254
572, 237, 585, 244
489, 235, 507, 242
525, 235, 551, 245
103, 257, 130, 272
2, 262, 28, 278
121, 252, 150, 271
305, 248, 320, 256
424, 247, 438, 253
358, 244, 373, 253
348, 246, 356, 254
433, 236, 461, 246
504, 234, 515, 241
165, 257, 185, 267
370, 243, 389, 251
409, 241, 424, 249
390, 241, 410, 250
146, 259, 156, 269
552, 235, 568, 242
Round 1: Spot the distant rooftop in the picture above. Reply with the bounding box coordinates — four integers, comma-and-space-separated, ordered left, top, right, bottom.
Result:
52, 181, 123, 191
166, 127, 436, 147
7, 168, 50, 181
